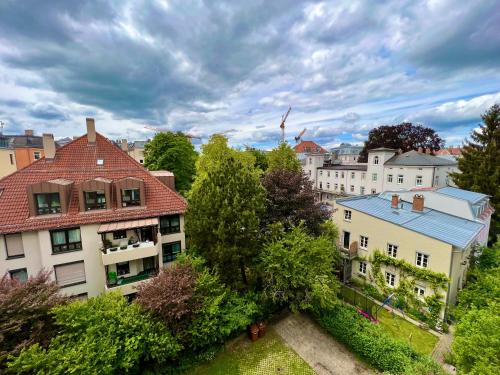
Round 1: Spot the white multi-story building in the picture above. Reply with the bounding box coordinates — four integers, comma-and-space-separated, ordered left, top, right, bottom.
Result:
305, 148, 458, 202
0, 119, 186, 298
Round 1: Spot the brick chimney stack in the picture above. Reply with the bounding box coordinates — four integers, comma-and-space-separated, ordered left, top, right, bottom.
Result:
86, 118, 96, 144
42, 133, 56, 160
121, 139, 128, 152
25, 129, 34, 136
391, 194, 399, 209
417, 146, 423, 153
412, 194, 424, 212
425, 148, 431, 154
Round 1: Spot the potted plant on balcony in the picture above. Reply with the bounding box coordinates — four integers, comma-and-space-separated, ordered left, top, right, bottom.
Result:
107, 271, 118, 287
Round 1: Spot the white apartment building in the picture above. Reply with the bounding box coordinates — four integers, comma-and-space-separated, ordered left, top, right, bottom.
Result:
305, 148, 458, 202
0, 119, 186, 298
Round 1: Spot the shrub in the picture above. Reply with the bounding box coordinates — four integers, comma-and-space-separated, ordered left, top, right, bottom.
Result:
8, 293, 180, 374
313, 303, 443, 374
0, 270, 67, 367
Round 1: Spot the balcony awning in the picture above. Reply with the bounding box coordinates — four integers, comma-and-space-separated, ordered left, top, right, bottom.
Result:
98, 218, 159, 233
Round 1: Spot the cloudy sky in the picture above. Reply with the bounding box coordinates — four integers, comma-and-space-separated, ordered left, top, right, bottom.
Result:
0, 0, 499, 149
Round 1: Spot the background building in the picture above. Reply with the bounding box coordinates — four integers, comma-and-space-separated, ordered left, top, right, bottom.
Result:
330, 143, 363, 164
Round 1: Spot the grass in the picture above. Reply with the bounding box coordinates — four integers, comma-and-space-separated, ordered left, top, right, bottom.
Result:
190, 328, 315, 375
377, 308, 439, 355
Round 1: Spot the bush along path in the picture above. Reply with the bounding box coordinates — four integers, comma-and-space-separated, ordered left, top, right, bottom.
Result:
312, 302, 445, 375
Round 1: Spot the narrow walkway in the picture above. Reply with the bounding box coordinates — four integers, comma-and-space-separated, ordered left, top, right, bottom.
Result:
274, 312, 375, 375
432, 325, 456, 374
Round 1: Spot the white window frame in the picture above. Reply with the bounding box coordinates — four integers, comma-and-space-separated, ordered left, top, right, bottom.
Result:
374, 156, 379, 165
372, 173, 377, 182
359, 261, 367, 275
360, 235, 368, 249
385, 271, 396, 287
341, 172, 345, 178
361, 173, 366, 180
33, 151, 41, 160
387, 174, 393, 183
344, 209, 352, 221
319, 182, 322, 189
360, 187, 365, 195
387, 243, 398, 258
416, 175, 423, 186
397, 174, 404, 184
335, 172, 338, 178
414, 285, 425, 297
320, 170, 323, 176
350, 185, 354, 192
327, 171, 330, 177
326, 182, 330, 189
371, 188, 376, 194
351, 172, 355, 179
334, 183, 338, 190
416, 252, 429, 268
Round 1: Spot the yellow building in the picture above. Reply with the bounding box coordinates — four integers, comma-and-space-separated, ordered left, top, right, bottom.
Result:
332, 192, 486, 319
0, 146, 17, 178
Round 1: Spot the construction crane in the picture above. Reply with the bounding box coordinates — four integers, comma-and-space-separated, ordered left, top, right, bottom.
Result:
294, 128, 307, 144
279, 106, 291, 143
144, 126, 201, 142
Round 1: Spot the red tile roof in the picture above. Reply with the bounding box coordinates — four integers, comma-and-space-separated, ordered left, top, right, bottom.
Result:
435, 147, 462, 156
0, 133, 187, 234
293, 140, 327, 154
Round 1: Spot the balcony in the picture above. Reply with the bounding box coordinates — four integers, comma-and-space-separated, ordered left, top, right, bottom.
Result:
105, 269, 157, 295
101, 240, 159, 265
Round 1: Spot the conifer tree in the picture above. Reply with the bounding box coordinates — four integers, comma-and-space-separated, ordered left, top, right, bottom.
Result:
451, 104, 500, 242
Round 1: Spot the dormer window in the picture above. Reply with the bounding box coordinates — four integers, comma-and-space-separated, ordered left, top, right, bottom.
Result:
121, 188, 140, 207
35, 193, 61, 215
84, 191, 106, 211
373, 156, 379, 164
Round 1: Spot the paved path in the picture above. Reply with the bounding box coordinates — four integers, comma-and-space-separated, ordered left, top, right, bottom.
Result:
432, 325, 457, 374
274, 312, 375, 375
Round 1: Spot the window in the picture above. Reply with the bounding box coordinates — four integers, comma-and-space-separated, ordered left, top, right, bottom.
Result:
139, 159, 144, 164
334, 183, 338, 190
308, 170, 311, 176
113, 230, 127, 240
416, 252, 429, 268
360, 235, 368, 249
319, 182, 323, 189
335, 172, 338, 178
416, 175, 423, 186
121, 188, 140, 207
359, 261, 367, 275
54, 261, 86, 287
9, 154, 14, 165
327, 171, 330, 177
33, 151, 41, 160
344, 210, 352, 221
117, 261, 130, 276
372, 173, 377, 182
385, 272, 396, 286
96, 159, 104, 166
84, 190, 106, 210
319, 170, 323, 176
414, 286, 425, 297
340, 184, 345, 191
387, 243, 398, 258
309, 158, 312, 164
387, 174, 393, 183
5, 233, 24, 258
397, 174, 404, 184
350, 185, 354, 192
351, 172, 355, 179
341, 172, 345, 178
326, 182, 330, 189
371, 189, 376, 194
163, 241, 181, 263
35, 193, 61, 215
373, 156, 379, 164
361, 173, 366, 180
9, 268, 28, 284
50, 228, 82, 253
160, 215, 180, 235
360, 187, 365, 195
343, 231, 350, 249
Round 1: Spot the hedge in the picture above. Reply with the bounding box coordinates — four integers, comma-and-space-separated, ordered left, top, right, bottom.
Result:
313, 303, 443, 374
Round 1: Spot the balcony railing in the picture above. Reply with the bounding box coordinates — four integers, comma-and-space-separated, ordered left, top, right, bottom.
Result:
106, 269, 158, 288
101, 241, 159, 266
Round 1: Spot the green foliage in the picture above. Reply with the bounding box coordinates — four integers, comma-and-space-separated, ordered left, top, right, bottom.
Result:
313, 303, 443, 374
8, 293, 180, 374
260, 223, 339, 312
452, 304, 500, 375
186, 135, 265, 286
267, 142, 301, 172
451, 104, 500, 242
144, 131, 197, 194
245, 147, 268, 172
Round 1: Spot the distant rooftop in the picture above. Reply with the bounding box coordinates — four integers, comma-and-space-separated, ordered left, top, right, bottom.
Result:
337, 194, 484, 249
436, 187, 488, 204
319, 164, 367, 171
294, 140, 327, 154
385, 150, 456, 166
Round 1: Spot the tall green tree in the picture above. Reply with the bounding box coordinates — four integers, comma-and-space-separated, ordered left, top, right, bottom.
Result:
144, 132, 197, 194
451, 104, 500, 242
185, 135, 265, 286
267, 142, 301, 172
245, 147, 269, 172
358, 123, 444, 162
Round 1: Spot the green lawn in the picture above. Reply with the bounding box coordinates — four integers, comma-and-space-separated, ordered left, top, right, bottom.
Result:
191, 328, 315, 375
377, 308, 439, 355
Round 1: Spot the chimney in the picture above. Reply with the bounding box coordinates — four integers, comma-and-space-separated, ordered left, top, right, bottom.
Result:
121, 139, 128, 152
150, 171, 176, 191
391, 194, 399, 209
417, 146, 423, 153
25, 129, 34, 136
86, 118, 96, 143
425, 148, 431, 155
42, 133, 56, 160
412, 194, 424, 212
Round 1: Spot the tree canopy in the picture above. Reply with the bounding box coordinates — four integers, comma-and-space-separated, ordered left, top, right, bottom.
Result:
451, 104, 500, 242
185, 135, 265, 286
358, 122, 444, 162
245, 147, 269, 172
144, 132, 197, 194
267, 142, 301, 172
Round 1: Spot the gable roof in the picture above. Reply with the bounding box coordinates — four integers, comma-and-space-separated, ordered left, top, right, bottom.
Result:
337, 194, 484, 249
435, 147, 462, 156
385, 150, 457, 166
0, 133, 186, 234
294, 141, 327, 154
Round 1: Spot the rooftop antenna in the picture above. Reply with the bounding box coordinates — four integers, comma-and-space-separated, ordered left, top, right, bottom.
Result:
294, 128, 307, 143
279, 106, 291, 143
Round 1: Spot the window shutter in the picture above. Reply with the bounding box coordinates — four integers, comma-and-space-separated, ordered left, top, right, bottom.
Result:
55, 262, 86, 286
5, 234, 24, 257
